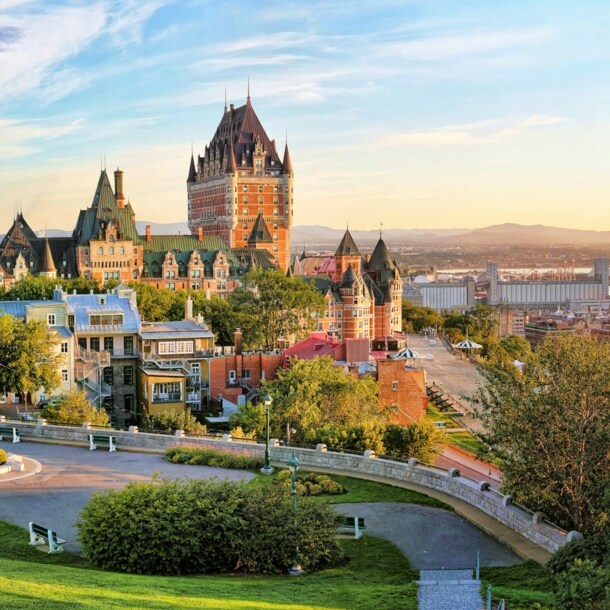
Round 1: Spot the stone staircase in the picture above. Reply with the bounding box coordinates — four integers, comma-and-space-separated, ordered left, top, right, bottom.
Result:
417, 569, 484, 610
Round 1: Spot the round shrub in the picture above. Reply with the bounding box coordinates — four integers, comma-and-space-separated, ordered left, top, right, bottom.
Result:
77, 478, 343, 576
0, 449, 7, 465
275, 470, 345, 496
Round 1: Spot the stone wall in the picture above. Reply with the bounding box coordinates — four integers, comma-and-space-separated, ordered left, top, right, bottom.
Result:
3, 419, 572, 554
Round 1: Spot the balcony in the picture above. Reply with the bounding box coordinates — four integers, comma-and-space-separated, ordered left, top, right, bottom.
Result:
151, 393, 182, 403
74, 347, 111, 367
186, 393, 200, 403
107, 348, 138, 358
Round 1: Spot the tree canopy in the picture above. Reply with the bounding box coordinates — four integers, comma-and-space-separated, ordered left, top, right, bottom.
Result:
42, 389, 110, 427
0, 315, 61, 404
227, 270, 325, 350
474, 334, 610, 535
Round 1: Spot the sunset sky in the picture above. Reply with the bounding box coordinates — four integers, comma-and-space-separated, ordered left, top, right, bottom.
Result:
1, 0, 610, 232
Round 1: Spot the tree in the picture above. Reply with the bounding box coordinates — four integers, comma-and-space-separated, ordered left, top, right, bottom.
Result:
2, 275, 56, 301
191, 292, 238, 345
231, 357, 380, 441
0, 315, 61, 407
228, 270, 325, 350
128, 282, 180, 321
383, 420, 446, 463
42, 389, 110, 426
473, 335, 610, 535
140, 410, 206, 436
499, 334, 532, 361
401, 301, 444, 334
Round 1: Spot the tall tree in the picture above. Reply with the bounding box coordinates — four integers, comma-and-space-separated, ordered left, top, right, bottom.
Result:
228, 270, 325, 350
474, 334, 610, 535
237, 356, 380, 441
0, 315, 62, 406
42, 389, 109, 426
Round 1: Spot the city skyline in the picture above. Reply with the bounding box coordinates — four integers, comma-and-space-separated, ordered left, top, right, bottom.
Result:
1, 1, 610, 232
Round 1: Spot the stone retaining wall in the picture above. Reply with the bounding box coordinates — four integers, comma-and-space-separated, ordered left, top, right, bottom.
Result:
3, 419, 571, 553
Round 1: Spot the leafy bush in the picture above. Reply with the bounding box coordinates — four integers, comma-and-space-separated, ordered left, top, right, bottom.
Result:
165, 445, 263, 470
0, 449, 7, 465
304, 423, 385, 453
77, 478, 343, 576
42, 389, 109, 427
552, 559, 610, 609
141, 411, 207, 436
275, 470, 345, 496
383, 420, 446, 463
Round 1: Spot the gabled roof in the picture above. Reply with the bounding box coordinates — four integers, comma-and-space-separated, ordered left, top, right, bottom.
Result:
335, 228, 360, 257
340, 263, 357, 288
248, 213, 272, 244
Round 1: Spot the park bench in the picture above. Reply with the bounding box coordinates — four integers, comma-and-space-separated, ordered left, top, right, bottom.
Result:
0, 426, 20, 443
433, 421, 446, 428
28, 522, 65, 554
88, 434, 116, 452
338, 516, 365, 540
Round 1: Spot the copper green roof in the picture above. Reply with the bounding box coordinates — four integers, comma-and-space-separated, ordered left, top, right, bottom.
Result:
144, 234, 224, 252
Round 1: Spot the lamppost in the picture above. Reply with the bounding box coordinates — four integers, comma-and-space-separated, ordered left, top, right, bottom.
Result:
287, 453, 304, 576
260, 393, 274, 475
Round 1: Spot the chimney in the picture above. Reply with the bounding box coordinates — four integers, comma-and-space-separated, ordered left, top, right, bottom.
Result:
234, 328, 243, 356
184, 296, 193, 321
198, 225, 203, 241
114, 169, 125, 208
145, 225, 151, 242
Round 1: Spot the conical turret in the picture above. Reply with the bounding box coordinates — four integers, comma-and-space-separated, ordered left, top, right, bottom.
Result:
282, 142, 293, 175
39, 237, 56, 276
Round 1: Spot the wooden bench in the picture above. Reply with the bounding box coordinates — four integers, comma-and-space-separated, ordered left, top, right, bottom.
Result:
29, 522, 66, 554
0, 426, 20, 443
338, 516, 365, 540
89, 434, 116, 452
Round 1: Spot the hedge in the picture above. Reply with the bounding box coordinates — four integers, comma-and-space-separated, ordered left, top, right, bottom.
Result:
77, 478, 343, 576
165, 446, 263, 470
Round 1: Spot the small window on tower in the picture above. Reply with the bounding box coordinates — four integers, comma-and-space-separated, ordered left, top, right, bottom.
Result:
258, 185, 263, 193
243, 185, 248, 192
244, 208, 249, 216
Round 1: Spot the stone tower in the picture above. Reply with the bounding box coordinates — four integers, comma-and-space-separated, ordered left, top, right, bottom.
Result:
187, 95, 294, 271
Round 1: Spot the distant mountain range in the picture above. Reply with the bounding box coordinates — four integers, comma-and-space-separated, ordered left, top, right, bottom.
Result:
3, 222, 608, 247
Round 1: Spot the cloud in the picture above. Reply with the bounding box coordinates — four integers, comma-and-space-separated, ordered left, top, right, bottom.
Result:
380, 115, 566, 148
0, 1, 173, 103
0, 117, 83, 160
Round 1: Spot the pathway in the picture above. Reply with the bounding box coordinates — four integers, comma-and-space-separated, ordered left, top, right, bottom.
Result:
334, 502, 520, 570
418, 569, 484, 610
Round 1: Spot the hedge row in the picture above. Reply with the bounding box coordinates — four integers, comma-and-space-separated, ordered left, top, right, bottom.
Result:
165, 445, 263, 470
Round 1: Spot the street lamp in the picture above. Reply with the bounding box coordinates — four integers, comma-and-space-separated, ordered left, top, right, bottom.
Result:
287, 452, 304, 576
260, 393, 274, 475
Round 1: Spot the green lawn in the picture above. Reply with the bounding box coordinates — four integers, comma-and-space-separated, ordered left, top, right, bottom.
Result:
445, 431, 486, 455
481, 561, 553, 610
250, 471, 452, 510
0, 520, 417, 610
426, 405, 461, 428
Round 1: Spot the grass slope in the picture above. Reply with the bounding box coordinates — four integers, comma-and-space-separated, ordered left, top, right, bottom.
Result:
0, 520, 417, 610
481, 561, 553, 610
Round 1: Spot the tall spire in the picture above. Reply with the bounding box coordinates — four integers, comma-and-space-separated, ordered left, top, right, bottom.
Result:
282, 137, 294, 175
187, 151, 196, 183
247, 76, 251, 104
40, 237, 56, 274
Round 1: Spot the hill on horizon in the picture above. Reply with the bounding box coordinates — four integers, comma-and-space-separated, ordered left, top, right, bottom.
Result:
3, 222, 608, 248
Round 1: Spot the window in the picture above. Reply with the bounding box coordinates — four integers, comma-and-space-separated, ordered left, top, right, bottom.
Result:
243, 369, 251, 380
47, 314, 56, 326
103, 367, 113, 385
243, 223, 248, 230
191, 363, 201, 377
273, 234, 278, 241
273, 245, 278, 252
125, 394, 135, 414
124, 366, 134, 385
134, 248, 137, 254
120, 247, 125, 255
258, 196, 263, 204
243, 234, 248, 241
98, 247, 103, 255
61, 342, 68, 353
90, 337, 100, 351
68, 315, 75, 331
61, 369, 69, 382
243, 185, 248, 192
104, 337, 114, 353
392, 381, 398, 392
109, 235, 115, 242
273, 208, 278, 216
258, 185, 263, 193
243, 208, 249, 216
152, 382, 182, 402
124, 336, 134, 355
